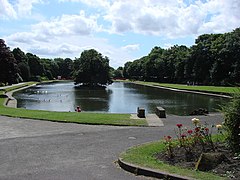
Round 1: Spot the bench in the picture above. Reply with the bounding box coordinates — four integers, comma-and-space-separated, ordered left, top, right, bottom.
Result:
137, 107, 145, 118
156, 107, 166, 118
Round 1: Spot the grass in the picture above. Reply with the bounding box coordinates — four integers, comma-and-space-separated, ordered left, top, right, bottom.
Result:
120, 138, 227, 180
0, 82, 147, 126
132, 81, 239, 95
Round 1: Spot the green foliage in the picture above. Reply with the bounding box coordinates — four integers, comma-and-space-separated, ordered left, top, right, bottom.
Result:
123, 28, 240, 86
74, 49, 112, 86
27, 53, 45, 77
0, 39, 19, 85
54, 58, 73, 79
221, 92, 240, 152
17, 62, 30, 81
112, 67, 124, 79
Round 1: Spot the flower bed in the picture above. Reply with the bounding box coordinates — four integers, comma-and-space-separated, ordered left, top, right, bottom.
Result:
159, 118, 240, 179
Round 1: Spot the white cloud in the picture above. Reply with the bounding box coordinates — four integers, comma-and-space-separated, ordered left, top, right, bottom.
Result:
4, 12, 133, 68
121, 44, 140, 51
58, 0, 111, 9
102, 0, 240, 37
0, 0, 44, 19
199, 0, 240, 34
0, 0, 17, 19
16, 0, 44, 16
3, 0, 240, 68
31, 11, 100, 37
163, 43, 174, 49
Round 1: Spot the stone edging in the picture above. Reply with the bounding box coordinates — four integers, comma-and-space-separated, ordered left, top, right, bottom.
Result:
4, 84, 36, 108
118, 157, 194, 180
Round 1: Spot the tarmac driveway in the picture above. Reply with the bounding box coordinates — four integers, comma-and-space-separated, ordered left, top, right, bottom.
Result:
0, 114, 224, 180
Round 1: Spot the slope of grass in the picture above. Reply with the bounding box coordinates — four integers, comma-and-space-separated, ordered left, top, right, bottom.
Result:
134, 81, 238, 95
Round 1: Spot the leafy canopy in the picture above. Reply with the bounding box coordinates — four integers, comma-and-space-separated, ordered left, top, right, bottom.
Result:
74, 49, 112, 87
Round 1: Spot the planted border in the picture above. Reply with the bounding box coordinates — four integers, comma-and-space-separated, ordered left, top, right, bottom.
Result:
119, 140, 227, 180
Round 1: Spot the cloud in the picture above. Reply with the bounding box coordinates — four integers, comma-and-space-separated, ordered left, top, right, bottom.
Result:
58, 0, 111, 9
32, 11, 100, 37
199, 0, 240, 34
3, 0, 240, 68
16, 0, 44, 16
0, 0, 17, 19
121, 44, 140, 51
102, 0, 240, 37
163, 43, 174, 49
0, 0, 44, 19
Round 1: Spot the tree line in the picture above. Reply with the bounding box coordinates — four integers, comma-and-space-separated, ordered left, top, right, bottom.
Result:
118, 28, 240, 86
0, 39, 112, 87
1, 28, 239, 86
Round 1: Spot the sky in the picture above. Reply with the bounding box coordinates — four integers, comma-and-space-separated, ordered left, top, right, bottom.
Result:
1, 0, 240, 68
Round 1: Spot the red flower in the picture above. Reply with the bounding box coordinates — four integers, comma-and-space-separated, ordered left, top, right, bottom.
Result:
187, 130, 193, 134
181, 134, 187, 138
164, 135, 172, 142
176, 124, 183, 128
195, 127, 200, 132
205, 128, 209, 133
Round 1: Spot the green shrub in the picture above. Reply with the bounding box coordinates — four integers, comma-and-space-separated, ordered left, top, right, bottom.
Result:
221, 92, 240, 152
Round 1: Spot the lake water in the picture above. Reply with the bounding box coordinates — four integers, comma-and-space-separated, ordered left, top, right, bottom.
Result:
13, 81, 228, 115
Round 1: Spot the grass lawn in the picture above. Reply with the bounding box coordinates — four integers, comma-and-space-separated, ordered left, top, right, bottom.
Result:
133, 81, 239, 95
0, 82, 147, 126
120, 140, 227, 180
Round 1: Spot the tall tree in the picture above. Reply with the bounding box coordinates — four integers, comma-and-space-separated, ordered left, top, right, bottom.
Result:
27, 53, 44, 77
12, 47, 30, 81
0, 39, 19, 85
74, 49, 112, 87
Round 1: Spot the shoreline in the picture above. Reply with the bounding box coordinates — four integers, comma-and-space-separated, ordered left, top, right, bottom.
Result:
130, 81, 232, 99
4, 84, 37, 108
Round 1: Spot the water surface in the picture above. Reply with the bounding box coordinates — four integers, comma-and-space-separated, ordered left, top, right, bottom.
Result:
14, 81, 228, 115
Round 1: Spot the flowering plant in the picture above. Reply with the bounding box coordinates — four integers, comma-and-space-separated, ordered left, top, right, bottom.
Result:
163, 135, 174, 158
164, 118, 224, 160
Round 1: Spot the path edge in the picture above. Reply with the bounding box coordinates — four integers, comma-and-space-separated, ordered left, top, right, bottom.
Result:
118, 157, 194, 180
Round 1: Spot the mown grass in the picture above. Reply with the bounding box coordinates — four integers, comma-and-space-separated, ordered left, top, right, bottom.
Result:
133, 81, 239, 95
0, 82, 147, 126
120, 136, 227, 180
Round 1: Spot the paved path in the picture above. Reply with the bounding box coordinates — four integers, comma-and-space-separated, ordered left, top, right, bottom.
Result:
131, 114, 164, 127
0, 114, 224, 180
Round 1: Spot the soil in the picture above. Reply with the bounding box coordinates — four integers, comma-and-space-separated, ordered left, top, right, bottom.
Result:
156, 142, 240, 179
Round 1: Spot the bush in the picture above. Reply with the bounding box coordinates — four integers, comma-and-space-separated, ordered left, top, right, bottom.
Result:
221, 92, 240, 152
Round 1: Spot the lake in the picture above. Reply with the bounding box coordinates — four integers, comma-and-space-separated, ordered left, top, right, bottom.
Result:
13, 81, 228, 115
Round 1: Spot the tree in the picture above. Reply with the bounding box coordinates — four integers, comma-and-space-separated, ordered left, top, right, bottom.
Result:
12, 47, 30, 81
0, 39, 19, 85
112, 67, 124, 79
74, 49, 112, 87
27, 53, 44, 77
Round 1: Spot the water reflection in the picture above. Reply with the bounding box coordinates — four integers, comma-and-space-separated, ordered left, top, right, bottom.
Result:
73, 87, 111, 112
14, 81, 228, 115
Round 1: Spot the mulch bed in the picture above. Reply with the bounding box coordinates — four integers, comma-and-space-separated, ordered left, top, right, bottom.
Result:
156, 142, 240, 179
